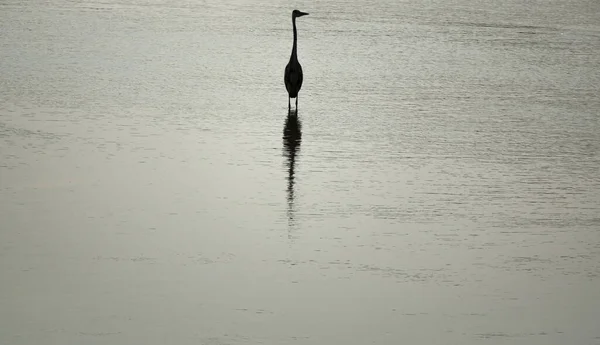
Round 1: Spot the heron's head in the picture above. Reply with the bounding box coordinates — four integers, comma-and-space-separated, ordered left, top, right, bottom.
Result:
292, 10, 309, 18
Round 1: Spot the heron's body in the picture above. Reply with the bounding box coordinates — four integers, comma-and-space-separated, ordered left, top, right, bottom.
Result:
284, 59, 303, 99
284, 10, 308, 111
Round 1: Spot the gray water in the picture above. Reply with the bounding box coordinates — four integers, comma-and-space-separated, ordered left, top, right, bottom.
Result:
1, 0, 600, 344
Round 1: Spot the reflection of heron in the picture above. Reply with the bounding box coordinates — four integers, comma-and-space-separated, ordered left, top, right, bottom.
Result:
284, 10, 309, 112
283, 109, 302, 232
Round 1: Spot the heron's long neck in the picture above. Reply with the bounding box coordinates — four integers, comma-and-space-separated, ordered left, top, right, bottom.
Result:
291, 17, 298, 60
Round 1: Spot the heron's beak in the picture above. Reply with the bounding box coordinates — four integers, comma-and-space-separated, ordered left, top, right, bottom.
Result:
299, 11, 309, 17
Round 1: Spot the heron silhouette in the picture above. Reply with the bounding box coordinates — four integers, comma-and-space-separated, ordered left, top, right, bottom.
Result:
284, 9, 309, 112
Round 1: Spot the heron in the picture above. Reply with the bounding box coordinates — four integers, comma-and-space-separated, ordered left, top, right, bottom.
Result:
284, 9, 309, 112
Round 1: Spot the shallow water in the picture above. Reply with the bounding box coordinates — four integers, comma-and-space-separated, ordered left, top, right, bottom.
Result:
1, 0, 600, 344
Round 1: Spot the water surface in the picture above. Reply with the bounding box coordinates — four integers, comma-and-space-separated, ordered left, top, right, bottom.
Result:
1, 0, 599, 344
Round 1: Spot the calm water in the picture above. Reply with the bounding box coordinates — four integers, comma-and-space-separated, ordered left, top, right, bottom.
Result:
1, 0, 600, 344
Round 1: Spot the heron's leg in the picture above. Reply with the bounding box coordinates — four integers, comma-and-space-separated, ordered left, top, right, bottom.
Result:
295, 96, 298, 110
288, 97, 291, 112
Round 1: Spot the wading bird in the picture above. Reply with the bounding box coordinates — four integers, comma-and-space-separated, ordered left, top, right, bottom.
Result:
284, 9, 309, 112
